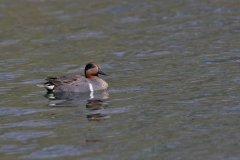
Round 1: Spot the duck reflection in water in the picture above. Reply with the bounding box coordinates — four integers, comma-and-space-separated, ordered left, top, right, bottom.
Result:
46, 90, 110, 121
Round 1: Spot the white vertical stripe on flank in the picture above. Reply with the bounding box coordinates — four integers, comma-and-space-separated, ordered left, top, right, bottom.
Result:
88, 83, 94, 92
88, 82, 94, 99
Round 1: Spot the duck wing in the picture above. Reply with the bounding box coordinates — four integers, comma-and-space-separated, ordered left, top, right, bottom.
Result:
46, 74, 83, 87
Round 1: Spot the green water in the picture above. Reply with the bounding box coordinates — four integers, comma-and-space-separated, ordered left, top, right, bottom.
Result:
0, 0, 240, 159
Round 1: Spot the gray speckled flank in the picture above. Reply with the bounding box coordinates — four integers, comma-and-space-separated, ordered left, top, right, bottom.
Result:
54, 77, 108, 93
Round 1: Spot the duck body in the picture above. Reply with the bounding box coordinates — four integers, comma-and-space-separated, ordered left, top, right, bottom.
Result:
40, 63, 108, 93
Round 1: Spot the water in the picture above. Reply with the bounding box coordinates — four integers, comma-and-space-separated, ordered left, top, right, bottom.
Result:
0, 0, 240, 159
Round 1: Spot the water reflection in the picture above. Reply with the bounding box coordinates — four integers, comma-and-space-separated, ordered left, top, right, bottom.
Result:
45, 90, 110, 121
86, 99, 111, 121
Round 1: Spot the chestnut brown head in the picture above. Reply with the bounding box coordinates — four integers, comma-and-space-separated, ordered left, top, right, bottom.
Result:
84, 62, 107, 78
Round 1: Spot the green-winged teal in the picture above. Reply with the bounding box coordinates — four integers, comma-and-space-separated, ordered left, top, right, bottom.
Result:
38, 62, 108, 93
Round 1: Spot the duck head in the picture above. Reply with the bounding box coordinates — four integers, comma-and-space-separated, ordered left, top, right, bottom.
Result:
85, 62, 107, 79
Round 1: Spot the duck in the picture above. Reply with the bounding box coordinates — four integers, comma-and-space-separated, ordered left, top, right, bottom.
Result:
38, 62, 108, 93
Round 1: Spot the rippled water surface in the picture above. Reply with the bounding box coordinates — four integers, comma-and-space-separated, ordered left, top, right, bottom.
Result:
0, 0, 240, 159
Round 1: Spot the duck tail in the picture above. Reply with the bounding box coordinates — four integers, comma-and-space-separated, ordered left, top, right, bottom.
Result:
36, 82, 55, 90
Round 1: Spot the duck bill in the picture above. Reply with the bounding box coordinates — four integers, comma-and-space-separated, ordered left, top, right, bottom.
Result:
98, 70, 108, 76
